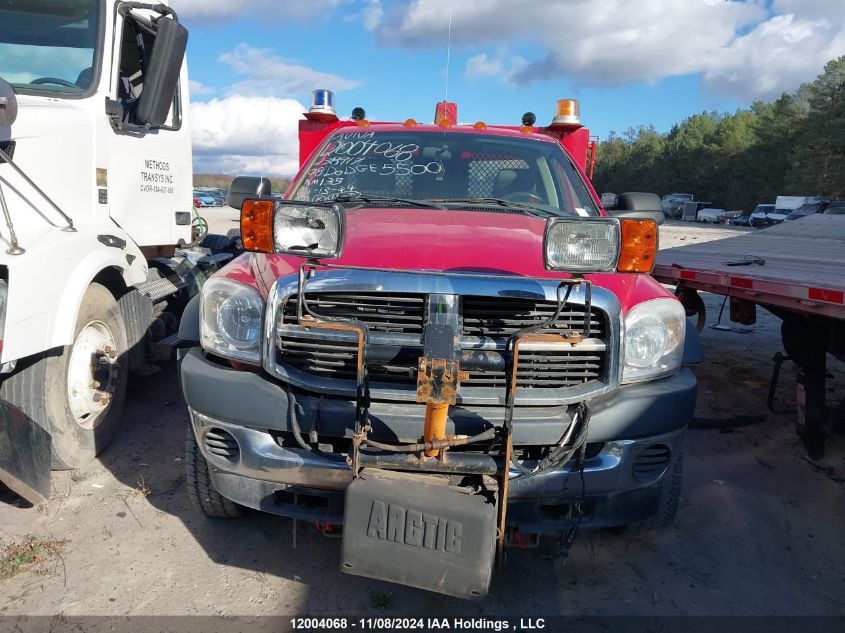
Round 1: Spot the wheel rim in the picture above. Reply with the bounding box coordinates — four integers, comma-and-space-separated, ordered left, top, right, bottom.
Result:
67, 320, 119, 429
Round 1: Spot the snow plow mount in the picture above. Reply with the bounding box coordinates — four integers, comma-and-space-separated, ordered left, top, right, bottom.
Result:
295, 263, 593, 595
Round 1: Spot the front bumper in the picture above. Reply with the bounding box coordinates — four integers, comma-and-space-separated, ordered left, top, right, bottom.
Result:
180, 349, 696, 532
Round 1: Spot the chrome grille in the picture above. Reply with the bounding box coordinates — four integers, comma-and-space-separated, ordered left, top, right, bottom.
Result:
278, 292, 609, 392
462, 296, 604, 337
464, 350, 605, 388
282, 293, 425, 334
277, 334, 359, 378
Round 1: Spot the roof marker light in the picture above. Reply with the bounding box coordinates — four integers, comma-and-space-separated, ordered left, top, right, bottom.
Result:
473, 121, 487, 129
356, 119, 370, 127
551, 99, 581, 127
404, 118, 417, 127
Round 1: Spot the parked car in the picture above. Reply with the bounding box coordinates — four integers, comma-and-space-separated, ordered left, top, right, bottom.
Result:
749, 203, 784, 228
823, 200, 845, 215
696, 208, 726, 223
210, 189, 228, 206
193, 191, 216, 207
696, 208, 742, 224
600, 192, 618, 209
661, 192, 694, 218
786, 201, 830, 221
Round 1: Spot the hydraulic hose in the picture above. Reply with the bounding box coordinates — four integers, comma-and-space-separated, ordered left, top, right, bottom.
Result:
362, 427, 497, 453
286, 389, 346, 462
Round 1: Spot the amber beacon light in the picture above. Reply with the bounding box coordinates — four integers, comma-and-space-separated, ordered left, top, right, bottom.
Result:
551, 98, 581, 127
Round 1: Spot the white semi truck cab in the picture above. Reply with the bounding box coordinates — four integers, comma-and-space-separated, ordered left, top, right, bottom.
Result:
0, 0, 225, 503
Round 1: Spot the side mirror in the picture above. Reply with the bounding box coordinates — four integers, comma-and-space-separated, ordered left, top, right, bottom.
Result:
607, 192, 665, 226
0, 78, 19, 127
135, 17, 189, 127
227, 176, 272, 210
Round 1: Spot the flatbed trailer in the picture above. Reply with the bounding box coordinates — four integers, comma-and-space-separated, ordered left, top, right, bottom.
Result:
653, 215, 845, 457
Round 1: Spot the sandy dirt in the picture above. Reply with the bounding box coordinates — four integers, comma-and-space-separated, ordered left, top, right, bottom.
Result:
1, 219, 843, 618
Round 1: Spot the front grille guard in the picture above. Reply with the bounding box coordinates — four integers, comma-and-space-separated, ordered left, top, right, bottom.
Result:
286, 262, 598, 552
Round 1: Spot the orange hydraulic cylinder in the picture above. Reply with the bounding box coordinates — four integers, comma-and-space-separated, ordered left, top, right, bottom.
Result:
423, 402, 449, 457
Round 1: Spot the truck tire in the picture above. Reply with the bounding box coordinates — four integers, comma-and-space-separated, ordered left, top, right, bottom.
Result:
0, 283, 128, 470
185, 429, 245, 518
614, 453, 683, 539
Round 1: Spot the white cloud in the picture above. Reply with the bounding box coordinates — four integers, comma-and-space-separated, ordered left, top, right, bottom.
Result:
465, 51, 527, 82
190, 95, 304, 176
189, 44, 359, 175
361, 0, 384, 31
219, 44, 361, 95
373, 0, 845, 101
173, 0, 343, 23
701, 12, 845, 101
188, 80, 214, 97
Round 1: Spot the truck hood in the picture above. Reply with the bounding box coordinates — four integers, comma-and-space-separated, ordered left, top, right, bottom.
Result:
0, 94, 97, 244
340, 208, 553, 274
229, 207, 673, 312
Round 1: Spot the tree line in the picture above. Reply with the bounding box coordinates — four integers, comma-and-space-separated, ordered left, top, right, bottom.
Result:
592, 56, 845, 212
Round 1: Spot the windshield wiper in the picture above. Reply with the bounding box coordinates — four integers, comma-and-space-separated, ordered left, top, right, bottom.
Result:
433, 197, 555, 217
334, 195, 445, 209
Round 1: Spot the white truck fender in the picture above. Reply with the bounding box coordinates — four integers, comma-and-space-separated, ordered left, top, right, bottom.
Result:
2, 231, 148, 363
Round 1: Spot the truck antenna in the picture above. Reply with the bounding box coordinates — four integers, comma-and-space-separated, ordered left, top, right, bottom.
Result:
260, 81, 272, 185
444, 7, 453, 101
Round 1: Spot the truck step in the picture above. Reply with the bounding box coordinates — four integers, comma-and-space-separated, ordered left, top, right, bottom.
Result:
136, 275, 186, 302
196, 252, 233, 268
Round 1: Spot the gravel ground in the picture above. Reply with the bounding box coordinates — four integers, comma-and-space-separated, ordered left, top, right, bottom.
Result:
1, 218, 843, 618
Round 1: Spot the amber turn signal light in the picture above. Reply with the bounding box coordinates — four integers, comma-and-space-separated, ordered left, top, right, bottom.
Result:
617, 219, 658, 273
241, 199, 275, 253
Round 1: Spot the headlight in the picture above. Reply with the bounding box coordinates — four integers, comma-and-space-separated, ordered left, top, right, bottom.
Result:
622, 298, 685, 382
200, 277, 264, 364
545, 218, 619, 272
240, 199, 345, 258
275, 203, 344, 258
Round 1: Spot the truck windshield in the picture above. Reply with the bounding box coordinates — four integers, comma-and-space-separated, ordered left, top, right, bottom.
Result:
0, 0, 101, 95
291, 130, 600, 216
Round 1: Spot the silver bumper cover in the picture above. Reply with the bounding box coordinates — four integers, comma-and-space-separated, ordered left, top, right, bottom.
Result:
189, 409, 685, 501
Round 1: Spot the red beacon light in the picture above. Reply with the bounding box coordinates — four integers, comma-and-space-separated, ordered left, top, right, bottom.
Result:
550, 98, 582, 129
434, 100, 457, 127
304, 88, 339, 123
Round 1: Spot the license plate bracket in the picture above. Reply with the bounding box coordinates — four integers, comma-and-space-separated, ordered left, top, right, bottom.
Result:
340, 468, 496, 600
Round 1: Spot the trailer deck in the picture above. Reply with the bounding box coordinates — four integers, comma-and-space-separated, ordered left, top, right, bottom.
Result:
654, 215, 845, 320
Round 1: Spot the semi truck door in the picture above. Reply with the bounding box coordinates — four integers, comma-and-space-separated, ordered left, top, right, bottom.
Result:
106, 7, 192, 249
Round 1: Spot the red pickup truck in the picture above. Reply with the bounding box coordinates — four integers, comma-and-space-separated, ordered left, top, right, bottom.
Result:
178, 92, 698, 599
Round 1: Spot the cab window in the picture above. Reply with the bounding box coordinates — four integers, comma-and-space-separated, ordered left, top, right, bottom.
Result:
291, 130, 600, 217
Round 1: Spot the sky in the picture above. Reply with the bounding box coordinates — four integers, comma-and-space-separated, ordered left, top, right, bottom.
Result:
172, 0, 845, 178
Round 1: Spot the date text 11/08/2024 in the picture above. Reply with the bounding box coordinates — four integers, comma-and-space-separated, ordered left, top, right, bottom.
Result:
290, 618, 547, 631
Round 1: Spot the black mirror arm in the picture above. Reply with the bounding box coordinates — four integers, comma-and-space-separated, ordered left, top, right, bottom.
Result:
118, 2, 180, 23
